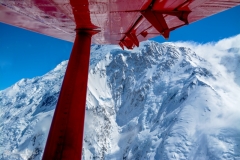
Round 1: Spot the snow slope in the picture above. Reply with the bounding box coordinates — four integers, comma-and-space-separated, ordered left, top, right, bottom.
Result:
0, 38, 240, 160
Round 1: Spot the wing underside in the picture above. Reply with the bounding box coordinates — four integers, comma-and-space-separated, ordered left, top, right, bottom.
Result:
0, 0, 239, 49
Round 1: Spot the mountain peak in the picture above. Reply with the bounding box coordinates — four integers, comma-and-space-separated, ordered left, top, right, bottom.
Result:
1, 41, 240, 160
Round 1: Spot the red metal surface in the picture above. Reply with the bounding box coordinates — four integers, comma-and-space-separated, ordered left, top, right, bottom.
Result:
1, 0, 239, 44
42, 30, 96, 160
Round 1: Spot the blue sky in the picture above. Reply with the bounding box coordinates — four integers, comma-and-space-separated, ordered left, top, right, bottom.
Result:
0, 6, 239, 90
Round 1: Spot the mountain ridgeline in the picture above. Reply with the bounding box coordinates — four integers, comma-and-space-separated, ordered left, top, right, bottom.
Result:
0, 41, 240, 160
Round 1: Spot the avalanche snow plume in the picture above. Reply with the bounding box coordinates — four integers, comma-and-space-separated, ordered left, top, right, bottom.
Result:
1, 38, 240, 160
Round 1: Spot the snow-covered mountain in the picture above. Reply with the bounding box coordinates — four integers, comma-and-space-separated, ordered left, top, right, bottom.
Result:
1, 39, 240, 160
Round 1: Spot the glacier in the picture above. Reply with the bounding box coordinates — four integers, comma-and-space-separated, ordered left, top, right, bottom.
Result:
0, 39, 240, 160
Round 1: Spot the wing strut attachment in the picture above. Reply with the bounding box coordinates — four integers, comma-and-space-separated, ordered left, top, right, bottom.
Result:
43, 29, 99, 160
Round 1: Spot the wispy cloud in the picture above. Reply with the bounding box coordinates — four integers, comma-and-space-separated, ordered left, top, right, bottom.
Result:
170, 34, 240, 130
170, 34, 240, 87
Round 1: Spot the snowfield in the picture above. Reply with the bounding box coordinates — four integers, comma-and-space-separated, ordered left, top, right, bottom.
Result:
0, 36, 240, 160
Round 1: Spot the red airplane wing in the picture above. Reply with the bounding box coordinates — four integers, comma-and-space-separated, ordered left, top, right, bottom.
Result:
0, 0, 239, 49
